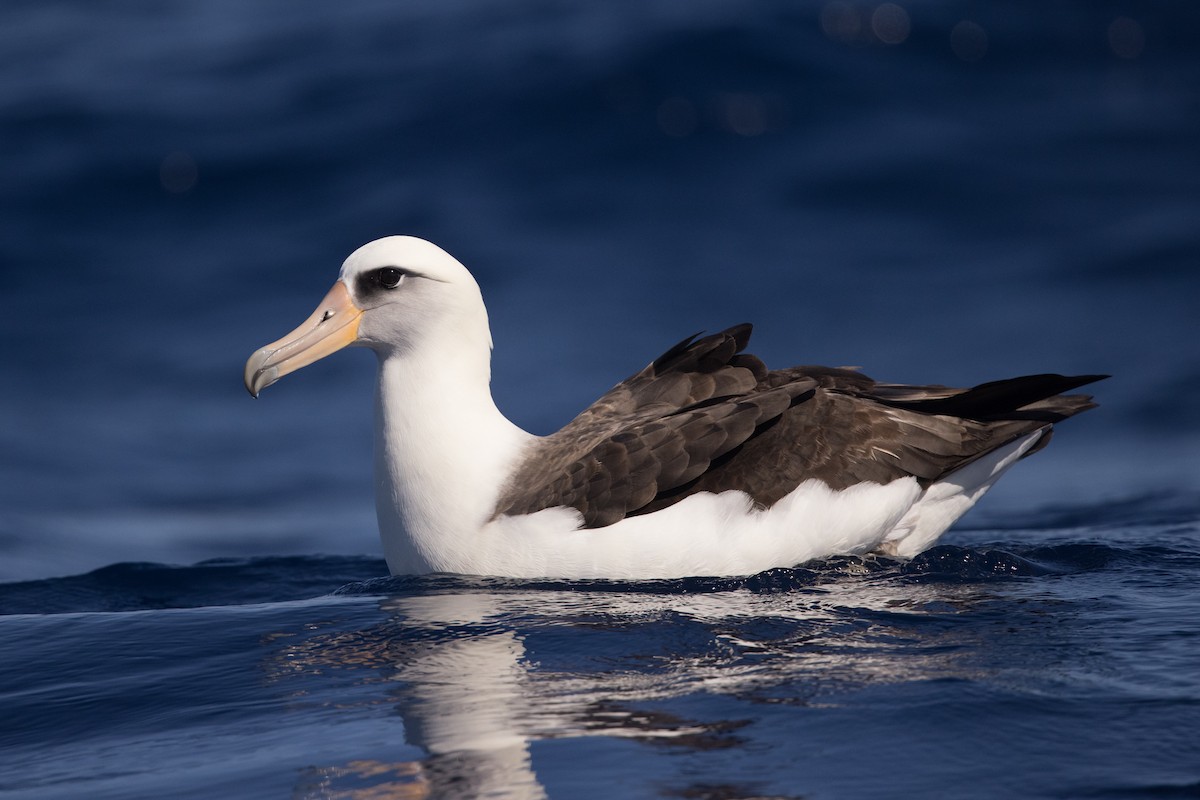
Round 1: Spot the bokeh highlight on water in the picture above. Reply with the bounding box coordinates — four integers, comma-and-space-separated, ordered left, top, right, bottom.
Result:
1, 2, 1199, 797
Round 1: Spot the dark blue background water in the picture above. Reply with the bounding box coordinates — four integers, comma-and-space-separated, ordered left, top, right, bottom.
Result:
2, 1, 1198, 797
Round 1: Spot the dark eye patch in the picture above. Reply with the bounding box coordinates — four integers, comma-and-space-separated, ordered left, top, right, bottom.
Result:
357, 266, 410, 296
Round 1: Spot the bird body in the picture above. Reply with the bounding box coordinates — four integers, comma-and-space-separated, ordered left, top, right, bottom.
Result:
245, 236, 1103, 579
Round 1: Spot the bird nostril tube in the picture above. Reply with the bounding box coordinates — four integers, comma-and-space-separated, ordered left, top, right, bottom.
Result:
321, 310, 334, 323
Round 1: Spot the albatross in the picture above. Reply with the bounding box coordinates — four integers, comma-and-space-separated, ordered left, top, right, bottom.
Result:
244, 236, 1104, 579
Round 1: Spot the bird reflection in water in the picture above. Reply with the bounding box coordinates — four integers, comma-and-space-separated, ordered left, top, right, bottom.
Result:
276, 559, 1027, 799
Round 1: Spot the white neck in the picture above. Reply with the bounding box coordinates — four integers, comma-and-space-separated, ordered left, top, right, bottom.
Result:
372, 332, 535, 574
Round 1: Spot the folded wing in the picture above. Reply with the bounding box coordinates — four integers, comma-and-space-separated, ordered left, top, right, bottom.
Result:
493, 325, 1104, 528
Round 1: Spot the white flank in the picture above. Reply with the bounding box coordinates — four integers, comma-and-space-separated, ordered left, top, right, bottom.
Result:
880, 429, 1047, 558
478, 478, 924, 579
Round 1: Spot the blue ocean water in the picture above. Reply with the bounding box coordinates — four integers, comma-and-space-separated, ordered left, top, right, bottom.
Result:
1, 1, 1199, 797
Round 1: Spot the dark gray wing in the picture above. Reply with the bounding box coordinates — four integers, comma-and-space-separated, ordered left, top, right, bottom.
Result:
494, 325, 816, 526
493, 325, 1105, 527
665, 377, 1100, 510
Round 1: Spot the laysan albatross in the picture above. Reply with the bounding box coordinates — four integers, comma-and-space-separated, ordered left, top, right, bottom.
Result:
244, 236, 1103, 579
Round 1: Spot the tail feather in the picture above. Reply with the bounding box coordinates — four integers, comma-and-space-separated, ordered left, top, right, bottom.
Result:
882, 373, 1107, 422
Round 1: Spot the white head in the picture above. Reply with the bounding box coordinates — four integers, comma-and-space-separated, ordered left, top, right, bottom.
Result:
244, 236, 492, 396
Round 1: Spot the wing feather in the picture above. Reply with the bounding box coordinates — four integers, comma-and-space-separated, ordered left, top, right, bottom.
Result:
492, 325, 1105, 528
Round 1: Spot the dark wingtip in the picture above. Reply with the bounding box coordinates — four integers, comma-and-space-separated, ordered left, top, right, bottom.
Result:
881, 372, 1110, 421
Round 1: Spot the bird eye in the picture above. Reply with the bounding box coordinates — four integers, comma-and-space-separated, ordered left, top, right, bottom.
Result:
377, 267, 404, 289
